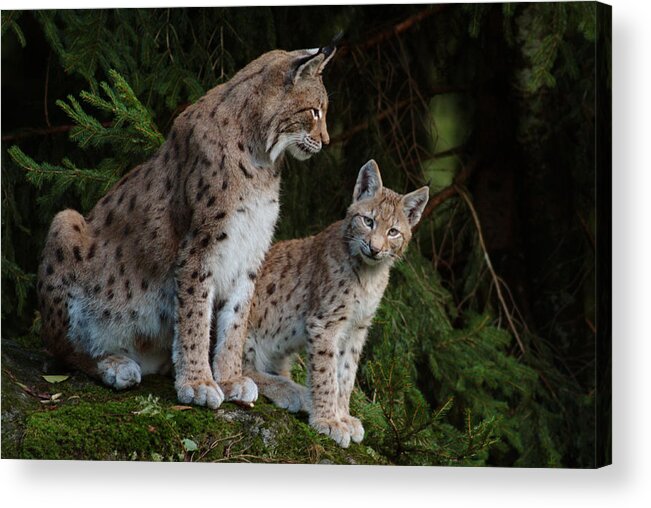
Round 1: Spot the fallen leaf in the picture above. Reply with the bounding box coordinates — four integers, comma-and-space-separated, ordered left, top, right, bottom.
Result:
50, 393, 62, 401
170, 405, 193, 411
42, 375, 70, 384
182, 438, 198, 452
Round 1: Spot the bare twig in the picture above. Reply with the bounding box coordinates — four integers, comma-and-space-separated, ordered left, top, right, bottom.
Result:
413, 158, 477, 232
577, 212, 596, 252
196, 433, 243, 461
331, 85, 465, 145
338, 5, 447, 56
44, 51, 52, 128
585, 317, 596, 334
456, 186, 527, 355
428, 144, 467, 161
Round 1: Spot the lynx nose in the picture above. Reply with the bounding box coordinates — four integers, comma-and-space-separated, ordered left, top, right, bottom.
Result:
321, 126, 330, 146
368, 244, 380, 257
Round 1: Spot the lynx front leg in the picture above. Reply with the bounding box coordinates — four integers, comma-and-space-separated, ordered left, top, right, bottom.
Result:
336, 325, 369, 444
173, 236, 224, 409
306, 318, 351, 448
212, 275, 258, 404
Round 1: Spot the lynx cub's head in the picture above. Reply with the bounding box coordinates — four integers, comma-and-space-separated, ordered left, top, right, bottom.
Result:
345, 160, 429, 266
263, 45, 336, 162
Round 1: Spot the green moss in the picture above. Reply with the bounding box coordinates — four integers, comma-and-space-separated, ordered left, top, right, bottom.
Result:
2, 339, 387, 464
19, 392, 385, 464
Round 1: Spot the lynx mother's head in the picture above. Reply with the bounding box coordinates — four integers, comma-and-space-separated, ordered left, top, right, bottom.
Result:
253, 45, 336, 163
176, 42, 337, 168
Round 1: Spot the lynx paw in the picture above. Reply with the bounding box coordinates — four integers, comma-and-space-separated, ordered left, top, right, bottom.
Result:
176, 378, 224, 409
341, 415, 365, 443
98, 355, 142, 390
267, 383, 308, 413
311, 417, 351, 448
220, 376, 258, 404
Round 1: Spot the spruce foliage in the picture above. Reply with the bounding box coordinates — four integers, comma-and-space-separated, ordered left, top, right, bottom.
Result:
1, 4, 605, 466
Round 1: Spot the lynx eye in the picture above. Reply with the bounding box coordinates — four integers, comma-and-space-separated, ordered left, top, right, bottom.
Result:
362, 216, 374, 228
311, 108, 322, 120
388, 228, 400, 238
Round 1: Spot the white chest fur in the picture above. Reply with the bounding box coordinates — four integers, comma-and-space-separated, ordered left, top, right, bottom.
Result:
349, 269, 390, 329
211, 189, 280, 293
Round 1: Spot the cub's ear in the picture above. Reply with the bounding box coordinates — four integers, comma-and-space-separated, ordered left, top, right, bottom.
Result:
402, 186, 430, 228
353, 160, 383, 203
290, 35, 340, 84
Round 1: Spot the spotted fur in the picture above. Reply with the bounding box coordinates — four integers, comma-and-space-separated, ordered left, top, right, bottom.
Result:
36, 45, 336, 408
244, 160, 430, 447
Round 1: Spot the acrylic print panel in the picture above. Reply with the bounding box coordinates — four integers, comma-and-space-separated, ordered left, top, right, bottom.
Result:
0, 2, 611, 467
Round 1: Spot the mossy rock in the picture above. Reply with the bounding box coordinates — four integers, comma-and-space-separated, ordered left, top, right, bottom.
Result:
1, 338, 388, 464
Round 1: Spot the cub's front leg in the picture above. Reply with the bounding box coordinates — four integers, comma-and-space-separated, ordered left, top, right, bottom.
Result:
173, 233, 224, 409
336, 325, 369, 444
306, 317, 352, 448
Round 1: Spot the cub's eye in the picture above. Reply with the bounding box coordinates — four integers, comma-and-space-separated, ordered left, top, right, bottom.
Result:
362, 216, 374, 228
388, 228, 400, 238
311, 108, 322, 120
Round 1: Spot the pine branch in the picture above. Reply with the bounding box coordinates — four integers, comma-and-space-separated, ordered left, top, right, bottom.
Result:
7, 145, 117, 212
8, 146, 114, 187
1, 122, 112, 143
1, 11, 26, 47
57, 69, 165, 154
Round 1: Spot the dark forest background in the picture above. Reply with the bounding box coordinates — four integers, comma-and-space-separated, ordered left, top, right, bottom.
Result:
1, 3, 610, 467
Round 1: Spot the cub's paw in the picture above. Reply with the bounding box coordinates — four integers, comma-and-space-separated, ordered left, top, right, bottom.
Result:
341, 415, 365, 444
220, 376, 258, 405
98, 355, 142, 390
310, 417, 351, 448
266, 382, 308, 413
176, 378, 224, 409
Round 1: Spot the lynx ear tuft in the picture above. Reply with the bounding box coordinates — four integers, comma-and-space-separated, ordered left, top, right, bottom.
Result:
353, 160, 383, 203
316, 31, 342, 73
290, 35, 340, 84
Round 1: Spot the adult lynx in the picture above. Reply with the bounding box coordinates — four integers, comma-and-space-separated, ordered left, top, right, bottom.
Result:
244, 160, 429, 447
37, 45, 336, 408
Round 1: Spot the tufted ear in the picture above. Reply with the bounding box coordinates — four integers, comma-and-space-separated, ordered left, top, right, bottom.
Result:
292, 52, 326, 84
315, 41, 337, 74
401, 187, 430, 228
290, 35, 339, 84
353, 160, 383, 203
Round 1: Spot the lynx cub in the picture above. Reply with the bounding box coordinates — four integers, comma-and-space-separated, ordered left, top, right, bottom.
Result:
36, 45, 335, 409
244, 160, 429, 447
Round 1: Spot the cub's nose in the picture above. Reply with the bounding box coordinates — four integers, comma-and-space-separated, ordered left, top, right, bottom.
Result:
368, 244, 380, 257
